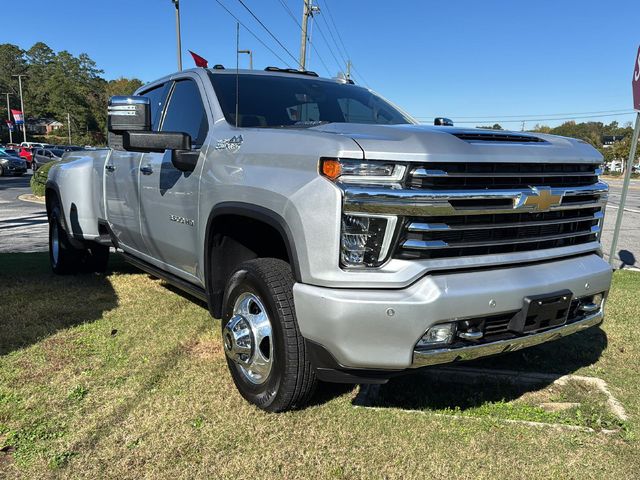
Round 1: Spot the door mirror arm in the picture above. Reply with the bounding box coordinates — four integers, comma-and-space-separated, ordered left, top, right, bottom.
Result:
171, 149, 199, 172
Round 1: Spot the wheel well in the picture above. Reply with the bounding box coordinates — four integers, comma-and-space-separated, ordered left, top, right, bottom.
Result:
206, 213, 292, 318
45, 187, 58, 216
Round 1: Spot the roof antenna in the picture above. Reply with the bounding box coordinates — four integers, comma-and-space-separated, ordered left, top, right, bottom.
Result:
235, 22, 240, 128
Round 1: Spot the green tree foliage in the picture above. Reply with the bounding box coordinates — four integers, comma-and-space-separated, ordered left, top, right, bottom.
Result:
0, 43, 143, 145
476, 123, 503, 130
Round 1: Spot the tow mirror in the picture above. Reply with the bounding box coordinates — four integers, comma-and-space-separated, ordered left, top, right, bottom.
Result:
108, 96, 151, 132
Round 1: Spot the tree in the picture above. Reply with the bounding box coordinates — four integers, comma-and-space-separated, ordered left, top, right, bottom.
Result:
106, 78, 144, 97
0, 42, 144, 145
476, 123, 503, 130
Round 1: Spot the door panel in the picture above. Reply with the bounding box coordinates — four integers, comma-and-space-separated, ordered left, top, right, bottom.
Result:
139, 78, 209, 278
139, 149, 203, 276
104, 150, 145, 252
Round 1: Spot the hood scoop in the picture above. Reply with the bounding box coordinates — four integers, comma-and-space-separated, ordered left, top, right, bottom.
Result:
452, 132, 547, 143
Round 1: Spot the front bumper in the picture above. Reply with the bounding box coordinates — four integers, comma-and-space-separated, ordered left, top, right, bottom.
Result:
293, 253, 612, 370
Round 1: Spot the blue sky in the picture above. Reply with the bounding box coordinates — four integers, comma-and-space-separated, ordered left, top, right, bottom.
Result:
2, 0, 638, 128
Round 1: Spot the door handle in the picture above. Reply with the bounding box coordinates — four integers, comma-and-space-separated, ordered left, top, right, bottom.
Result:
140, 165, 154, 175
105, 164, 116, 172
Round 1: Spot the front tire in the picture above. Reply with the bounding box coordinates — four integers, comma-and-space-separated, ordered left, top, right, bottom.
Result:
221, 258, 317, 412
0, 165, 4, 176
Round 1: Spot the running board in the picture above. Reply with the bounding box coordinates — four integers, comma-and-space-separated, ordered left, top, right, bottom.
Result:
121, 252, 208, 303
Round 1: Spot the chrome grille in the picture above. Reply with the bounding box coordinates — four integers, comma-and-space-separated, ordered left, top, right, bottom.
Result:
408, 162, 601, 190
381, 162, 606, 262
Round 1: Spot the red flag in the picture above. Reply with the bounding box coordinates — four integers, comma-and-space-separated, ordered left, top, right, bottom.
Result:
189, 50, 208, 68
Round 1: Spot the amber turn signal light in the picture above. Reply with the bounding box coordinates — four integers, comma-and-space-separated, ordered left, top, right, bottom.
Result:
320, 158, 342, 180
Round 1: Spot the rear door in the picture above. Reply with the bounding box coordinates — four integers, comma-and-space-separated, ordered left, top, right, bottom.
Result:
138, 76, 210, 279
104, 81, 171, 255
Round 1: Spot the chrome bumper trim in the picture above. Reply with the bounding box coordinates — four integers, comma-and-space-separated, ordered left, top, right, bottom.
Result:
411, 310, 603, 368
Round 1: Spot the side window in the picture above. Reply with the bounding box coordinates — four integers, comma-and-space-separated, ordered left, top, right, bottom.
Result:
140, 83, 170, 131
161, 79, 209, 147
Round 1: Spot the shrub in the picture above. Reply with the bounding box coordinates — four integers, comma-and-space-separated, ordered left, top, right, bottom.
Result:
30, 162, 55, 197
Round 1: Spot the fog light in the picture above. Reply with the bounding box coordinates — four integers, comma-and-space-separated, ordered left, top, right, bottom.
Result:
592, 293, 604, 308
417, 323, 457, 347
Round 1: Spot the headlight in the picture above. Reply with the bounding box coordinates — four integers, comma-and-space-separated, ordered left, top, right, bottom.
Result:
320, 157, 406, 184
340, 214, 397, 267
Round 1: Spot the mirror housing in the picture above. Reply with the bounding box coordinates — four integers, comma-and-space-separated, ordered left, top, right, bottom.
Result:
108, 96, 151, 132
434, 117, 454, 126
123, 131, 191, 153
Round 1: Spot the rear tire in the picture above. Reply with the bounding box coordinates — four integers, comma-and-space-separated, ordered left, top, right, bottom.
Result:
48, 200, 110, 274
49, 203, 83, 274
221, 258, 317, 412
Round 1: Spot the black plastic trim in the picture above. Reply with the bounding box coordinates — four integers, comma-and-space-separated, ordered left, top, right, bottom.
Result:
121, 252, 207, 302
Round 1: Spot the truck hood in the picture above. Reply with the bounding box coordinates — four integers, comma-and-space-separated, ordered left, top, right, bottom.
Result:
310, 123, 602, 164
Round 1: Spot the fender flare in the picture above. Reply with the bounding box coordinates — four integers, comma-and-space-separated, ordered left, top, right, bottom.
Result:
204, 202, 303, 318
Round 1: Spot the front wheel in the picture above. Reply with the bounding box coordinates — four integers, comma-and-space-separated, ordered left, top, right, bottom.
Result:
221, 258, 317, 412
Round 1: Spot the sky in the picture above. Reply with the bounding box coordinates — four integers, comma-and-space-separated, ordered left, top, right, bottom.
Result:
2, 0, 639, 129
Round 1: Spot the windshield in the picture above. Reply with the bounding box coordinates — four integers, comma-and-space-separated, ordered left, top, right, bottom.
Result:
209, 73, 413, 128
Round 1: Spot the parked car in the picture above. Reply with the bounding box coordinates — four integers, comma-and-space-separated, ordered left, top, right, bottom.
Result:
18, 146, 34, 167
46, 67, 612, 412
0, 151, 27, 176
32, 148, 65, 171
0, 147, 20, 157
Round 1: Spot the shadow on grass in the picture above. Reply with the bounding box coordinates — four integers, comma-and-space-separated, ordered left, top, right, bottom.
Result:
0, 252, 138, 356
355, 326, 607, 412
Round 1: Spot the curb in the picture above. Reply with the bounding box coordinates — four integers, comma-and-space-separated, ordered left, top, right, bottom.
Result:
18, 193, 45, 205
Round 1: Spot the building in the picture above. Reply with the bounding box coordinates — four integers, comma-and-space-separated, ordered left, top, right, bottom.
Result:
602, 135, 626, 148
25, 118, 64, 135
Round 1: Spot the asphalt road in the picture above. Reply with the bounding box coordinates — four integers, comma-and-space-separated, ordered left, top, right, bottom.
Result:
0, 173, 638, 268
0, 172, 48, 253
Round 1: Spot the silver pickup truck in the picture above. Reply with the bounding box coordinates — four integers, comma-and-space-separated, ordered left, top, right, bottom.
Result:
46, 66, 612, 412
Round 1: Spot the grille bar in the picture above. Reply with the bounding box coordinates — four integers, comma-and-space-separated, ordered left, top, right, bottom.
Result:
412, 168, 602, 178
402, 227, 599, 250
407, 211, 603, 232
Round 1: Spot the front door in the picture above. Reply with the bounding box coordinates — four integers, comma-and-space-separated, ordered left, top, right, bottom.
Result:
104, 81, 171, 256
138, 77, 210, 280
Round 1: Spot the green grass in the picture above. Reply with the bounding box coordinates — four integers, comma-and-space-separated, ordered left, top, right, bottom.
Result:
1, 252, 639, 479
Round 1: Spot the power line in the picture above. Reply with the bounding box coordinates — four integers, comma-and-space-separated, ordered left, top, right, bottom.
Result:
415, 108, 634, 120
214, 0, 292, 67
317, 0, 370, 88
273, 0, 332, 76
315, 5, 348, 67
235, 0, 301, 68
311, 19, 343, 74
416, 111, 637, 124
318, 0, 349, 65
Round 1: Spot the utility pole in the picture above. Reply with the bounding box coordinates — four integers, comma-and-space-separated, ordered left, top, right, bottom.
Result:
299, 0, 319, 70
238, 49, 253, 69
172, 0, 182, 71
346, 60, 351, 80
1, 93, 12, 144
67, 112, 72, 144
12, 75, 27, 143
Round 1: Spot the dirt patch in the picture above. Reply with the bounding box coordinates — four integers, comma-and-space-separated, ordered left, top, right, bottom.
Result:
182, 337, 223, 360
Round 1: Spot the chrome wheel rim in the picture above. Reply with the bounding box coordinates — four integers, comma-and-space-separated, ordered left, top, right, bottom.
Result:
51, 221, 60, 266
223, 292, 273, 385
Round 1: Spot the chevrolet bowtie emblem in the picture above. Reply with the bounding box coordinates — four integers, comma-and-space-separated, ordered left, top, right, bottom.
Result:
514, 187, 563, 211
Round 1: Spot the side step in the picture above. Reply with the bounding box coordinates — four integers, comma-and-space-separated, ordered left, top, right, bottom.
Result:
121, 252, 208, 303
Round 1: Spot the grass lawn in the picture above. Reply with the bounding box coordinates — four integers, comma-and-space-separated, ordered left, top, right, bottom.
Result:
0, 253, 638, 479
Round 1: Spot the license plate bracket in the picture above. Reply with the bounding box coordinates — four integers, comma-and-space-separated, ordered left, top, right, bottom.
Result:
508, 289, 573, 334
